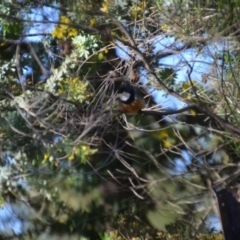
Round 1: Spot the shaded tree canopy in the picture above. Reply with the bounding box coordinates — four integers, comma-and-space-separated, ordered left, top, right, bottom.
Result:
0, 0, 240, 239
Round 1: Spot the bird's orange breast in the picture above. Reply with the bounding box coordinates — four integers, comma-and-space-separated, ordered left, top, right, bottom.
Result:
119, 99, 144, 113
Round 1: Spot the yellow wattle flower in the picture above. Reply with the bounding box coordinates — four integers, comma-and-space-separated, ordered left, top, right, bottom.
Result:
89, 18, 97, 27
44, 152, 50, 160
189, 109, 197, 116
61, 16, 70, 24
100, 4, 109, 13
68, 153, 75, 161
182, 82, 192, 91
130, 5, 142, 19
161, 24, 170, 31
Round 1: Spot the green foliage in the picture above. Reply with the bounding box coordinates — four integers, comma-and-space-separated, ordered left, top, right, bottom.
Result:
0, 2, 23, 39
0, 59, 16, 82
1, 22, 23, 39
165, 219, 224, 239
155, 68, 176, 88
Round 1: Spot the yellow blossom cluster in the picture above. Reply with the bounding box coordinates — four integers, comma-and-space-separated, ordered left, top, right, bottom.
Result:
108, 231, 123, 240
181, 81, 198, 100
44, 152, 50, 160
57, 77, 92, 102
89, 18, 97, 27
130, 5, 142, 19
68, 144, 98, 162
152, 129, 176, 149
161, 23, 170, 32
100, 0, 109, 13
51, 16, 78, 39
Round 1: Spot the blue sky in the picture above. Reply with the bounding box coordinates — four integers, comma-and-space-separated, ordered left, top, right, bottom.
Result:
23, 3, 59, 42
116, 35, 230, 111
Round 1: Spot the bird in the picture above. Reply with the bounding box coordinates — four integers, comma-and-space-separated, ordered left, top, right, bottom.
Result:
117, 83, 145, 114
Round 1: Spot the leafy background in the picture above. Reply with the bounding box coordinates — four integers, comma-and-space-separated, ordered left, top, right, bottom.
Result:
0, 0, 240, 239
